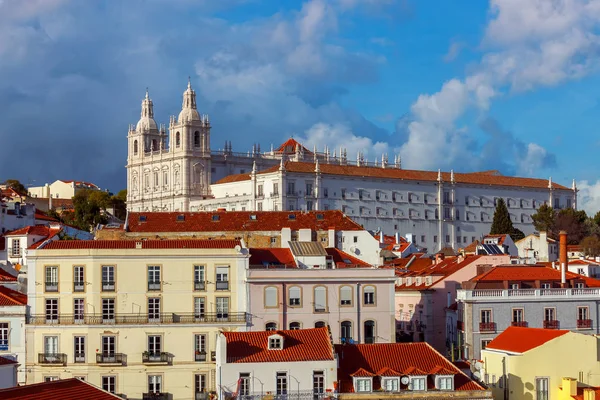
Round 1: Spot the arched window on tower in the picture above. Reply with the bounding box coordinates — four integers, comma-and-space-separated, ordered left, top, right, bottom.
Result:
152, 139, 158, 151
176, 132, 181, 148
133, 140, 138, 155
194, 131, 200, 148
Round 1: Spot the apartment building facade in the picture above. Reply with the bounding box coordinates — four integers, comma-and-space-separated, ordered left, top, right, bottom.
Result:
25, 239, 249, 399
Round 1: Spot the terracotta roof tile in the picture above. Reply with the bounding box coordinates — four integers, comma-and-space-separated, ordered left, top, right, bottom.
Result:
40, 239, 241, 250
350, 368, 376, 377
249, 248, 297, 268
0, 286, 27, 306
0, 268, 17, 282
4, 225, 58, 237
395, 256, 483, 290
126, 210, 363, 233
223, 327, 334, 363
276, 138, 311, 154
376, 367, 402, 376
469, 265, 600, 287
0, 377, 122, 399
485, 326, 569, 354
335, 343, 484, 393
325, 248, 372, 268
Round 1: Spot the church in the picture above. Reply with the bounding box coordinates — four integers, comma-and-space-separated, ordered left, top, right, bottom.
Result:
126, 80, 576, 251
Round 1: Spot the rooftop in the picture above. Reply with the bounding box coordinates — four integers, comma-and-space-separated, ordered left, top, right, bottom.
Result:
0, 268, 17, 282
0, 355, 17, 365
223, 327, 334, 363
0, 285, 27, 306
249, 248, 297, 268
39, 239, 241, 250
395, 255, 485, 291
484, 326, 569, 354
325, 247, 372, 268
0, 378, 122, 399
126, 210, 363, 233
335, 342, 484, 393
468, 265, 600, 287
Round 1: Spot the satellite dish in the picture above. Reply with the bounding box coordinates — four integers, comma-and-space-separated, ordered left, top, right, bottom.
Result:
350, 246, 356, 253
234, 245, 241, 253
348, 339, 355, 344
400, 376, 410, 385
473, 361, 483, 371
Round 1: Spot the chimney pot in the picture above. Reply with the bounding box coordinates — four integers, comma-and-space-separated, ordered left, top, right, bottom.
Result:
560, 231, 568, 286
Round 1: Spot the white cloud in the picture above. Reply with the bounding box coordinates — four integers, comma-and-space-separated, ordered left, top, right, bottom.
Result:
443, 40, 464, 62
576, 180, 600, 215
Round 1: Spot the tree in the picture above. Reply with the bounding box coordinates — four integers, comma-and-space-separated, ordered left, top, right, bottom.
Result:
581, 236, 600, 257
555, 208, 588, 245
531, 204, 555, 234
72, 189, 109, 231
511, 228, 525, 242
490, 198, 513, 234
594, 211, 600, 227
3, 179, 27, 195
111, 189, 127, 221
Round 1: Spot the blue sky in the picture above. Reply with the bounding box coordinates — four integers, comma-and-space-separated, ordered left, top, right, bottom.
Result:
1, 0, 600, 212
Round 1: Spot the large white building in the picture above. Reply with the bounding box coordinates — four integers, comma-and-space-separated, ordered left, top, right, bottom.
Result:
126, 82, 576, 251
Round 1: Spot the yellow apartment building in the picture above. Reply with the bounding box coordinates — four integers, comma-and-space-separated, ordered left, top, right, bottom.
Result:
481, 326, 600, 400
25, 239, 249, 400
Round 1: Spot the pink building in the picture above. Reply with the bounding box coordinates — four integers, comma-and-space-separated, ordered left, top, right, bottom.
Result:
393, 254, 509, 356
247, 247, 396, 344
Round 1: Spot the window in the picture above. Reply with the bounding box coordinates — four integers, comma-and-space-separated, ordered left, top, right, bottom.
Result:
541, 283, 551, 289
544, 308, 555, 321
11, 239, 20, 257
438, 376, 453, 390
273, 183, 279, 195
269, 336, 282, 349
356, 378, 372, 392
101, 266, 115, 291
578, 306, 589, 321
45, 266, 58, 292
287, 182, 296, 195
276, 372, 288, 395
147, 266, 161, 291
102, 335, 116, 357
341, 188, 346, 199
306, 200, 313, 211
148, 375, 162, 395
313, 371, 325, 394
314, 286, 327, 312
341, 321, 352, 341
74, 336, 85, 363
148, 335, 162, 358
323, 188, 328, 198
481, 339, 492, 350
409, 377, 426, 391
102, 298, 115, 323
456, 210, 460, 220
512, 308, 524, 323
480, 309, 491, 324
163, 170, 168, 187
195, 374, 207, 394
576, 282, 585, 288
102, 376, 116, 393
445, 234, 450, 243
364, 320, 375, 344
363, 286, 375, 305
44, 335, 58, 358
74, 298, 85, 322
257, 202, 263, 211
421, 235, 425, 243
340, 286, 352, 306
306, 183, 313, 196
289, 322, 301, 330
44, 376, 59, 382
194, 334, 206, 361
264, 287, 278, 308
536, 377, 549, 400
45, 299, 58, 323
216, 297, 229, 319
194, 131, 201, 147
194, 266, 205, 291
154, 172, 159, 187
433, 235, 438, 243
73, 266, 85, 292
239, 373, 251, 396
216, 266, 229, 290
315, 321, 326, 328
0, 323, 8, 350
266, 322, 277, 331
382, 378, 399, 392
289, 286, 301, 306
194, 297, 205, 319
175, 132, 181, 147
133, 140, 138, 155
148, 298, 160, 322
511, 283, 519, 290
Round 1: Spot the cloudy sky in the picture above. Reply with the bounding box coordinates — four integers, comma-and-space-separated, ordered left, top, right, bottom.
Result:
2, 0, 600, 213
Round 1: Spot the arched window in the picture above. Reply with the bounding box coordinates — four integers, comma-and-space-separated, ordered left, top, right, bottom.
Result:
289, 286, 301, 307
264, 286, 278, 308
340, 286, 352, 306
313, 286, 327, 312
315, 321, 326, 328
364, 320, 375, 344
194, 131, 201, 148
265, 322, 277, 331
176, 132, 181, 147
289, 322, 301, 330
152, 139, 158, 151
133, 140, 138, 155
341, 321, 352, 342
363, 286, 376, 305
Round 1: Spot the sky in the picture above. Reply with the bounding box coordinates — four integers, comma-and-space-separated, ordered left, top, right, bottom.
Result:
2, 0, 600, 213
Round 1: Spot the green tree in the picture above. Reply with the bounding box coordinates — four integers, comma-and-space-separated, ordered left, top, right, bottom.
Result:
3, 179, 27, 195
581, 235, 600, 257
110, 189, 127, 220
531, 203, 555, 234
593, 211, 600, 228
73, 190, 109, 231
555, 208, 588, 244
511, 228, 525, 242
490, 198, 514, 235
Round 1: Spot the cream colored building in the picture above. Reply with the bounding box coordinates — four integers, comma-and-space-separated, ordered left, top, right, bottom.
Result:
25, 239, 249, 399
28, 179, 101, 199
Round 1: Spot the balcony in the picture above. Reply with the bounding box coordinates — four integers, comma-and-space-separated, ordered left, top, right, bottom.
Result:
457, 288, 600, 301
195, 351, 207, 362
577, 319, 592, 329
74, 352, 86, 363
479, 322, 496, 333
45, 281, 58, 292
148, 281, 161, 291
196, 393, 209, 400
102, 281, 115, 292
73, 281, 85, 292
194, 281, 206, 291
511, 321, 529, 328
216, 281, 229, 291
27, 312, 249, 326
142, 352, 172, 365
543, 320, 560, 329
96, 353, 126, 365
143, 393, 169, 400
38, 353, 67, 366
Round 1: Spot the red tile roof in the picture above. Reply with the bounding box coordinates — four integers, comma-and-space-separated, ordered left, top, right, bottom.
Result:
249, 248, 297, 268
0, 356, 17, 365
40, 239, 241, 250
217, 161, 569, 190
223, 327, 334, 363
484, 234, 508, 245
0, 377, 122, 399
484, 326, 569, 354
4, 225, 58, 237
0, 286, 27, 306
276, 138, 311, 154
126, 210, 363, 233
335, 343, 484, 393
59, 180, 100, 189
469, 265, 600, 287
35, 210, 60, 222
325, 248, 372, 268
395, 256, 483, 291
0, 268, 17, 282
0, 235, 5, 252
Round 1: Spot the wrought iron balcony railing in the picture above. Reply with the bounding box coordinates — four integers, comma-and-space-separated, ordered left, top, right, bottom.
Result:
479, 322, 496, 332
96, 353, 126, 365
142, 352, 172, 364
38, 353, 67, 365
27, 312, 249, 325
543, 320, 560, 329
577, 319, 592, 329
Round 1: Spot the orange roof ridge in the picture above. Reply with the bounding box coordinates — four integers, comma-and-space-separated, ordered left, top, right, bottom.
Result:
350, 368, 376, 377
485, 326, 569, 354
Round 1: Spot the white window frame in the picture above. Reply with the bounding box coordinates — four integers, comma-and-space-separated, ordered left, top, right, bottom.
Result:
0, 323, 8, 350
535, 377, 549, 400
268, 335, 283, 350
382, 377, 399, 392
353, 377, 373, 392
409, 376, 426, 391
437, 375, 454, 390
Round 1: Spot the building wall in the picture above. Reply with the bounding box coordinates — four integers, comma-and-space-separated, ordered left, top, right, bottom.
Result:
25, 247, 249, 398
515, 233, 558, 262
482, 332, 600, 400
247, 268, 396, 343
0, 364, 17, 389
0, 306, 26, 384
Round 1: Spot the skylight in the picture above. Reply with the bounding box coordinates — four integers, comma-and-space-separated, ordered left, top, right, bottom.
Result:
139, 215, 147, 222
288, 214, 296, 220
249, 215, 257, 220
316, 213, 324, 220
212, 215, 220, 221
177, 214, 185, 221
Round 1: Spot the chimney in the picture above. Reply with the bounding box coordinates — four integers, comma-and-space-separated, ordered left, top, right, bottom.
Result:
435, 253, 444, 265
395, 232, 400, 244
560, 231, 568, 286
562, 378, 578, 397
584, 388, 596, 400
379, 231, 384, 244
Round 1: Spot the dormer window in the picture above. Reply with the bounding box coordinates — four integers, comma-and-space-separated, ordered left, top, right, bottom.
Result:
382, 378, 400, 392
436, 375, 454, 390
212, 215, 220, 221
268, 334, 283, 350
409, 376, 426, 391
354, 378, 373, 392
